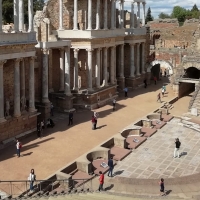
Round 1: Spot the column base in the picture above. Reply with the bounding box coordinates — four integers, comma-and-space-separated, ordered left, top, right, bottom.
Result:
59, 28, 65, 31
65, 92, 72, 97
136, 73, 141, 76
29, 108, 37, 113
59, 88, 64, 92
0, 117, 7, 123
73, 28, 78, 31
129, 75, 135, 78
42, 98, 50, 104
14, 113, 21, 118
142, 71, 145, 74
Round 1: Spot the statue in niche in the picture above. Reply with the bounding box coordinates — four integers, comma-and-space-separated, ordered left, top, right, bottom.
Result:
5, 100, 10, 117
21, 96, 27, 112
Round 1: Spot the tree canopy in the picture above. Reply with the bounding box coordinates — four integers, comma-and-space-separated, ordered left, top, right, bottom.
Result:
145, 7, 154, 23
158, 12, 171, 19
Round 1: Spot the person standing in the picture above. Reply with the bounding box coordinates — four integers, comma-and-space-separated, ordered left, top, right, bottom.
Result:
164, 69, 167, 77
16, 140, 21, 157
159, 178, 165, 196
157, 93, 161, 103
98, 171, 104, 192
50, 102, 54, 116
161, 87, 165, 98
68, 111, 73, 126
28, 169, 36, 192
174, 138, 181, 158
91, 115, 96, 130
112, 99, 116, 111
108, 157, 114, 177
124, 87, 128, 97
37, 122, 41, 137
154, 76, 157, 85
144, 79, 147, 88
94, 111, 99, 128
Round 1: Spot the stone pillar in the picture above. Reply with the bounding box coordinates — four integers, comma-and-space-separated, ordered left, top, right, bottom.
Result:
0, 0, 2, 33
64, 47, 71, 96
14, 59, 21, 117
73, 0, 78, 30
87, 49, 93, 91
103, 47, 108, 86
141, 42, 145, 74
111, 46, 115, 84
130, 44, 135, 77
28, 0, 34, 32
42, 49, 50, 103
96, 0, 100, 30
114, 0, 116, 29
142, 2, 146, 26
59, 0, 64, 30
59, 48, 64, 91
111, 0, 115, 29
20, 59, 25, 99
137, 2, 140, 27
29, 57, 35, 112
104, 0, 108, 29
120, 44, 124, 77
131, 1, 134, 28
87, 0, 92, 30
114, 46, 117, 82
19, 0, 24, 32
73, 48, 79, 91
121, 0, 124, 28
96, 48, 101, 88
136, 43, 141, 76
0, 60, 6, 123
13, 0, 19, 32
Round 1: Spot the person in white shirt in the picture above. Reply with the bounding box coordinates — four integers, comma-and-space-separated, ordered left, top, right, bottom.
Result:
112, 99, 116, 111
94, 111, 99, 129
16, 140, 20, 157
29, 169, 36, 191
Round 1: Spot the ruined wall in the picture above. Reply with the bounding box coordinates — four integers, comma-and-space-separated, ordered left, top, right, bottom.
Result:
148, 19, 179, 29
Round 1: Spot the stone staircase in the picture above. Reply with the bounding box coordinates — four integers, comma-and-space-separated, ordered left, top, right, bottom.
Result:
189, 81, 200, 114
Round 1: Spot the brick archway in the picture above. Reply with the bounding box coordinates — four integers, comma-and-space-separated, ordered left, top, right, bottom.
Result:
182, 62, 200, 70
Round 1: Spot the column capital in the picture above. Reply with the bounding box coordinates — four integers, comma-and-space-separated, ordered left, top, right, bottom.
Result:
15, 58, 22, 64
59, 47, 65, 52
142, 2, 146, 5
96, 47, 102, 51
0, 60, 7, 66
129, 43, 135, 47
30, 56, 37, 61
86, 48, 94, 52
73, 48, 80, 52
42, 48, 49, 54
137, 2, 140, 5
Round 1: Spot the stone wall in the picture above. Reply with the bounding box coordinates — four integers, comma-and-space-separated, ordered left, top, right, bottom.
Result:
148, 19, 179, 29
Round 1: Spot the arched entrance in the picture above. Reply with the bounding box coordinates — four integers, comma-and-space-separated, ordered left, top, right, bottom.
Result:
184, 67, 200, 79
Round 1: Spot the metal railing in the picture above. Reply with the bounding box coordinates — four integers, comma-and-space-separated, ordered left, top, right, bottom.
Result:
0, 178, 94, 198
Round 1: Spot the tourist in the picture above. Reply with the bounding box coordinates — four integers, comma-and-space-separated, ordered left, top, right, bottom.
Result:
16, 139, 21, 157
28, 169, 36, 192
112, 99, 116, 111
68, 111, 73, 126
157, 93, 161, 103
143, 79, 147, 88
98, 171, 104, 191
94, 111, 99, 128
159, 178, 165, 196
164, 69, 167, 77
174, 138, 181, 158
91, 115, 96, 130
163, 85, 166, 93
108, 157, 114, 177
37, 122, 41, 137
46, 118, 55, 128
154, 76, 157, 85
124, 87, 128, 97
161, 87, 165, 98
50, 102, 54, 116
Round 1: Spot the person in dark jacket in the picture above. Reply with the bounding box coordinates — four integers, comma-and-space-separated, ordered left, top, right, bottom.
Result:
174, 138, 181, 158
108, 157, 114, 177
68, 111, 73, 126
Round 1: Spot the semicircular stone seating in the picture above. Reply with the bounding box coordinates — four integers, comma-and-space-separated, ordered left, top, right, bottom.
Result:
147, 113, 166, 129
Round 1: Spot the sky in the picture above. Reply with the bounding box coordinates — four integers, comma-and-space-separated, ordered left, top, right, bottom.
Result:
124, 0, 200, 19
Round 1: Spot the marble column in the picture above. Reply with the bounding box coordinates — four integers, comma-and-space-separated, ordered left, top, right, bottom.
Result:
64, 47, 71, 96
120, 44, 124, 77
28, 0, 34, 32
87, 49, 93, 91
96, 48, 101, 88
59, 0, 64, 30
111, 46, 115, 84
121, 0, 124, 28
20, 59, 25, 99
111, 0, 115, 29
13, 0, 19, 32
104, 0, 108, 29
131, 1, 135, 28
0, 60, 6, 123
130, 44, 135, 77
96, 0, 100, 30
114, 46, 117, 82
87, 0, 92, 30
42, 49, 50, 103
59, 48, 64, 91
73, 48, 79, 91
136, 43, 141, 76
142, 2, 146, 26
141, 42, 145, 74
0, 0, 2, 33
114, 0, 116, 29
19, 0, 24, 32
14, 59, 21, 117
103, 47, 108, 86
29, 57, 35, 112
73, 0, 78, 30
137, 2, 140, 27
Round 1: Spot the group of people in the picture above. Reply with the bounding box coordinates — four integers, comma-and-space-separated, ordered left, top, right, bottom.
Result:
37, 118, 55, 138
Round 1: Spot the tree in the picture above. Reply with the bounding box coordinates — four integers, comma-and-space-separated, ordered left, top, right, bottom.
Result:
191, 4, 199, 12
145, 7, 153, 23
171, 6, 187, 22
158, 12, 171, 19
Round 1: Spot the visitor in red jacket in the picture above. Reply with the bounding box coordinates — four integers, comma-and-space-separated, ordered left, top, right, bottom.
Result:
98, 171, 104, 191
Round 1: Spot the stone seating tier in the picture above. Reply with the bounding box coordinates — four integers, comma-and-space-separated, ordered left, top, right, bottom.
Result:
92, 159, 109, 175
161, 114, 174, 122
141, 127, 157, 137
110, 146, 131, 161
125, 136, 147, 149
152, 120, 166, 129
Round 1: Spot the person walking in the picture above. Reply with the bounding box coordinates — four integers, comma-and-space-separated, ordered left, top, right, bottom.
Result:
50, 102, 54, 116
154, 76, 157, 85
40, 120, 44, 137
28, 169, 36, 192
174, 138, 181, 158
68, 111, 73, 126
112, 99, 116, 111
161, 87, 165, 98
164, 69, 167, 77
159, 178, 165, 196
91, 115, 96, 130
124, 87, 128, 97
108, 157, 114, 177
94, 111, 99, 128
157, 93, 161, 103
16, 140, 21, 157
98, 171, 104, 192
37, 122, 41, 137
144, 79, 147, 88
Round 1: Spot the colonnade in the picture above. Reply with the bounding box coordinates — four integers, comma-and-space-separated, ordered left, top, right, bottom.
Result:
0, 0, 34, 33
0, 57, 36, 122
58, 0, 146, 30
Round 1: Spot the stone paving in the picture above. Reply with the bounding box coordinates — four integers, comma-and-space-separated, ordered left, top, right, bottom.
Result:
114, 118, 200, 179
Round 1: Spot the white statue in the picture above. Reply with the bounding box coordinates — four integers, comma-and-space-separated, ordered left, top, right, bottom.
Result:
21, 96, 26, 112
5, 100, 10, 117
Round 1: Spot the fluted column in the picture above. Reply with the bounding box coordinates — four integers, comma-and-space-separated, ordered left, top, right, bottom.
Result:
0, 60, 6, 123
42, 49, 50, 103
20, 59, 25, 100
87, 49, 93, 91
73, 49, 79, 91
14, 59, 21, 117
111, 0, 115, 29
104, 0, 108, 29
73, 0, 78, 30
137, 2, 140, 27
13, 0, 19, 32
96, 48, 101, 88
130, 44, 135, 77
131, 1, 134, 28
29, 57, 35, 112
114, 0, 116, 29
120, 44, 124, 77
0, 0, 2, 33
59, 48, 64, 91
96, 0, 100, 30
103, 47, 108, 86
142, 2, 146, 26
142, 42, 145, 74
59, 0, 64, 30
111, 46, 115, 84
28, 0, 34, 32
136, 43, 141, 76
19, 0, 24, 31
64, 47, 71, 96
121, 0, 124, 28
87, 0, 92, 30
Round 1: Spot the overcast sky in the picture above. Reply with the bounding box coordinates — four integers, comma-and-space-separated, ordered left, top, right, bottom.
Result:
124, 0, 200, 19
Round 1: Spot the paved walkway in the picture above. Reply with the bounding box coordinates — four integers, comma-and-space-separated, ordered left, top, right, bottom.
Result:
0, 78, 176, 181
